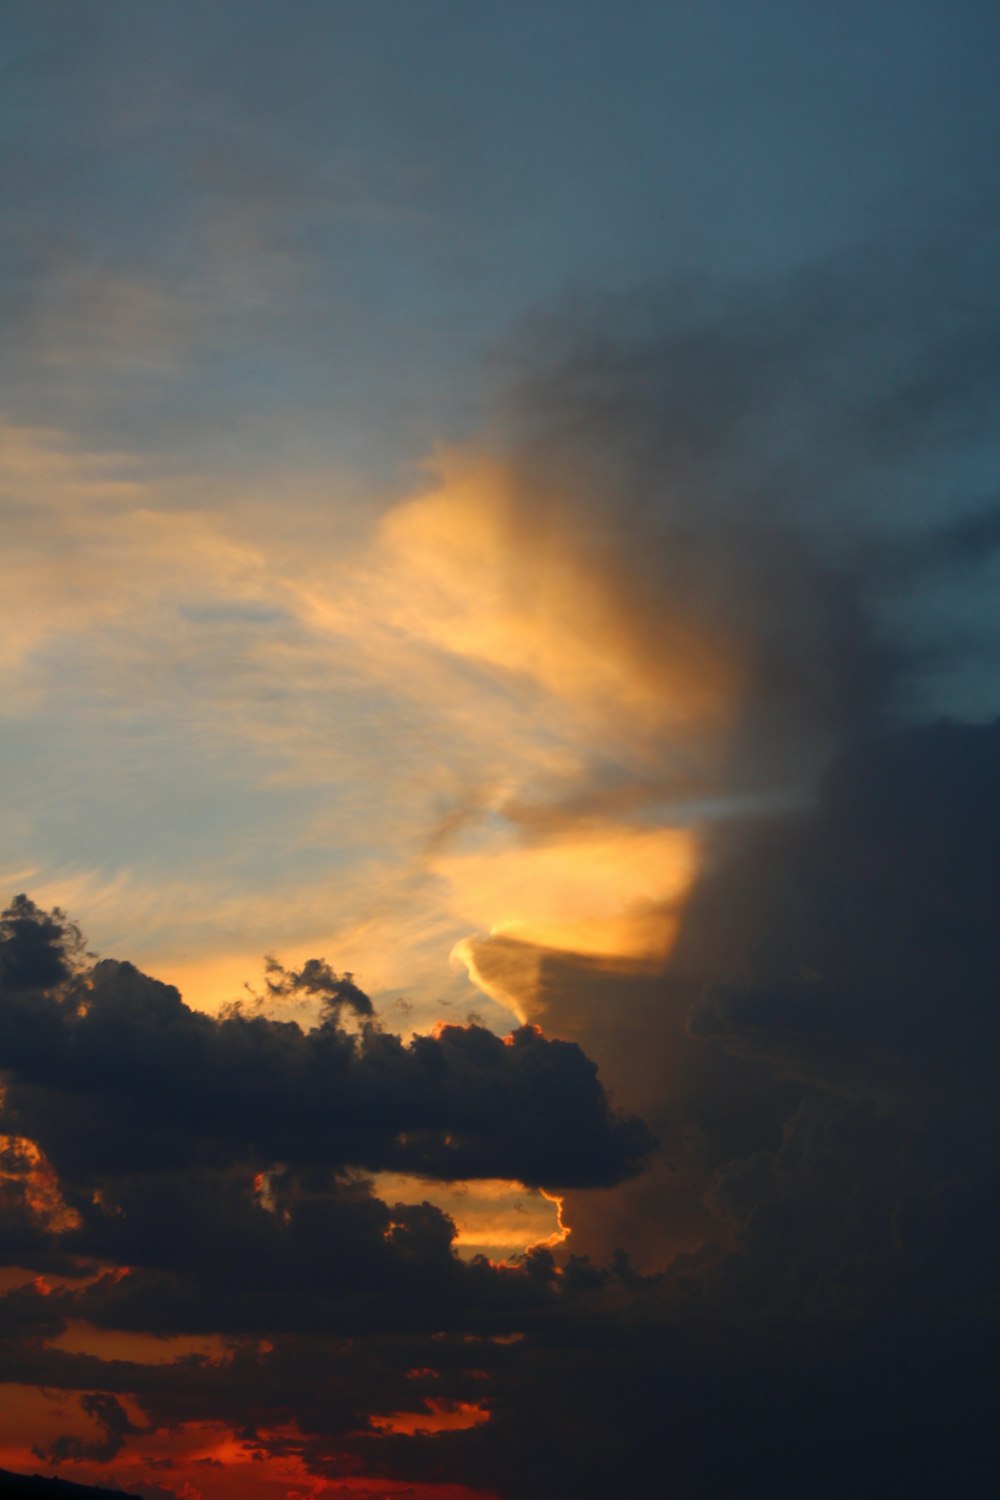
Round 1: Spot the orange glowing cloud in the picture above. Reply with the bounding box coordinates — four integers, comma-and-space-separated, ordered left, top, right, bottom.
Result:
0, 1407, 500, 1500
369, 1400, 491, 1437
0, 1134, 81, 1234
354, 450, 734, 1020
375, 452, 738, 739
438, 823, 696, 964
373, 1173, 566, 1260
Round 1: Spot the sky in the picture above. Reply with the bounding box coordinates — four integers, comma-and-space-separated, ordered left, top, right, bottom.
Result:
2, 3, 1000, 1498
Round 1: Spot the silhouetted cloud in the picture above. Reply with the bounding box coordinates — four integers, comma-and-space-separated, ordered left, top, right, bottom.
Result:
35, 1396, 147, 1468
0, 902, 651, 1200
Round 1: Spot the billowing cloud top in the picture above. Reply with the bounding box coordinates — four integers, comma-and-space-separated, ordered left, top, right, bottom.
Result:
0, 897, 651, 1197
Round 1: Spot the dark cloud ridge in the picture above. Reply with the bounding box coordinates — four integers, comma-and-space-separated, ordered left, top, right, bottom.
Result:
0, 900, 651, 1193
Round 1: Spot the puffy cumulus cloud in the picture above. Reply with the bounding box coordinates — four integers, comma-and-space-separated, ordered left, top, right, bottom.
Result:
0, 898, 651, 1490
0, 902, 650, 1196
0, 897, 650, 1361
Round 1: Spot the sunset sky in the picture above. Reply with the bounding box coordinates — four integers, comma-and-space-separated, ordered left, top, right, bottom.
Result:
3, 4, 1000, 1498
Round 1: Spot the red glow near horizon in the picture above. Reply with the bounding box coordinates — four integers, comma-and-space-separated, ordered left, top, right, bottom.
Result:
0, 1408, 501, 1500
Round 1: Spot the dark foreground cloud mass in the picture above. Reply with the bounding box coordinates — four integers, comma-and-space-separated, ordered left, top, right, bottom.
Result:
0, 896, 649, 1193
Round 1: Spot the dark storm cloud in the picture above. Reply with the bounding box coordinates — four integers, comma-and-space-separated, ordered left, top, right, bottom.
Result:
496, 222, 1000, 756
54, 1181, 557, 1339
0, 897, 86, 994
0, 896, 648, 1479
421, 729, 1000, 1498
687, 717, 1000, 1108
407, 717, 1000, 1498
0, 901, 650, 1196
660, 718, 1000, 1346
0, 889, 655, 1436
446, 223, 1000, 1285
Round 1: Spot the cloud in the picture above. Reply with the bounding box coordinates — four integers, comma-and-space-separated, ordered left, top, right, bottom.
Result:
0, 904, 651, 1198
4, 702, 1000, 1500
687, 717, 1000, 1107
35, 1393, 148, 1467
5, 221, 1000, 1496
253, 955, 375, 1022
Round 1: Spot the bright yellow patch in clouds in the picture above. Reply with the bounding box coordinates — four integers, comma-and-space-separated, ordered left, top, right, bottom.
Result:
360, 452, 717, 1014
437, 824, 695, 961
374, 1174, 566, 1261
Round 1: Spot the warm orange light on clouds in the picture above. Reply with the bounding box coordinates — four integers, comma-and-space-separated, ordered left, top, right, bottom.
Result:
0, 1403, 499, 1500
0, 420, 740, 1036
533, 1189, 570, 1252
47, 1321, 225, 1367
369, 1399, 491, 1437
0, 1134, 81, 1234
437, 824, 696, 961
376, 453, 737, 737
373, 1174, 565, 1261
